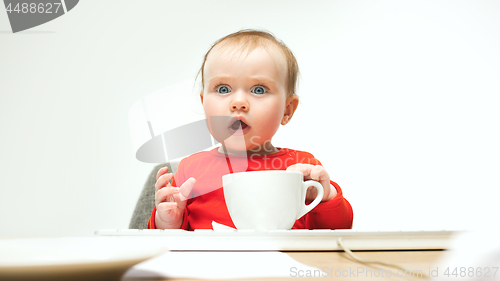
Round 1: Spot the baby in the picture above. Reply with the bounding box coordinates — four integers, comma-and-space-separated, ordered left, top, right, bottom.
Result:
148, 29, 353, 230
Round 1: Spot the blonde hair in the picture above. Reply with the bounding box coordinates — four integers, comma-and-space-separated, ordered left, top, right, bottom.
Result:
198, 29, 299, 97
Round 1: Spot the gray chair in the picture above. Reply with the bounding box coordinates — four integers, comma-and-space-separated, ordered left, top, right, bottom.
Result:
129, 160, 181, 229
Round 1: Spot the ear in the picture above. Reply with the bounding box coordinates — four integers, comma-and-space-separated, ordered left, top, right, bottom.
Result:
281, 95, 299, 125
200, 91, 204, 104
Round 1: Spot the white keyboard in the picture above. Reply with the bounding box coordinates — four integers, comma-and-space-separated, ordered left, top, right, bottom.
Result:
95, 229, 458, 251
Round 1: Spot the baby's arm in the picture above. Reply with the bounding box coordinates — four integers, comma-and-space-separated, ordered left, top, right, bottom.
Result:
286, 164, 337, 202
154, 166, 196, 229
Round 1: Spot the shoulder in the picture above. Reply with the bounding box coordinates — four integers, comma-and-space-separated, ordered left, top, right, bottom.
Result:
280, 148, 315, 159
178, 150, 213, 166
173, 150, 214, 183
279, 148, 322, 165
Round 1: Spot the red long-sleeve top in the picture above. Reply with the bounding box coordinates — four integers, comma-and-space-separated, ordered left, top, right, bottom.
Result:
148, 147, 353, 230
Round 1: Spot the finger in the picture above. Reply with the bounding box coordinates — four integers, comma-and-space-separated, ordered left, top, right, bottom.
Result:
286, 163, 310, 173
178, 177, 196, 201
328, 184, 338, 200
155, 166, 169, 181
155, 185, 180, 206
286, 163, 302, 172
157, 202, 177, 213
287, 163, 313, 179
307, 185, 317, 195
155, 173, 174, 192
309, 165, 326, 182
308, 165, 333, 201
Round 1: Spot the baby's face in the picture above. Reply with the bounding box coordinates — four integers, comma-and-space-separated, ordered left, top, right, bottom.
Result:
201, 45, 288, 153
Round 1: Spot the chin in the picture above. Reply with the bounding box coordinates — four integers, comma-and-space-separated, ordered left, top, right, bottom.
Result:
220, 140, 251, 152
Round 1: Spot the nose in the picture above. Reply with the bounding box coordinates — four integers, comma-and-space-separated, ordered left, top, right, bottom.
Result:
229, 92, 249, 112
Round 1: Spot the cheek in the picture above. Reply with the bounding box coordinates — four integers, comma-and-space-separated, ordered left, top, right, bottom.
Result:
203, 96, 231, 142
269, 99, 286, 122
254, 103, 284, 134
202, 96, 220, 116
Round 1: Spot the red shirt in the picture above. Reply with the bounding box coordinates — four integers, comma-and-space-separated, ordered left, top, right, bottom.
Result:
148, 147, 353, 230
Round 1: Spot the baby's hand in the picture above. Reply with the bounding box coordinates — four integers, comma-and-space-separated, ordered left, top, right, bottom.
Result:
154, 166, 196, 229
286, 164, 337, 202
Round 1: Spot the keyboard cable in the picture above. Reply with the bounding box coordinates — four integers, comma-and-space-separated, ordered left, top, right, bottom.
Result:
337, 237, 428, 278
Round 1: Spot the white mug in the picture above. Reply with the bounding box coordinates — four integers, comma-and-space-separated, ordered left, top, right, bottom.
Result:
222, 171, 324, 230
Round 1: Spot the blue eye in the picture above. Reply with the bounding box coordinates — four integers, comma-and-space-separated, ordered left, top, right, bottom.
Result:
216, 86, 231, 94
252, 86, 267, 95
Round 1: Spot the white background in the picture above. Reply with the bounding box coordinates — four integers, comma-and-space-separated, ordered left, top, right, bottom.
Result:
1, 0, 499, 237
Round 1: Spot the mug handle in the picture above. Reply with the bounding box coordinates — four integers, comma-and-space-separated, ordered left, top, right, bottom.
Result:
297, 180, 324, 219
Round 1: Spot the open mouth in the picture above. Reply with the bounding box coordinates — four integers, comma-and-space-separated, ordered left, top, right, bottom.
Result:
228, 118, 250, 136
